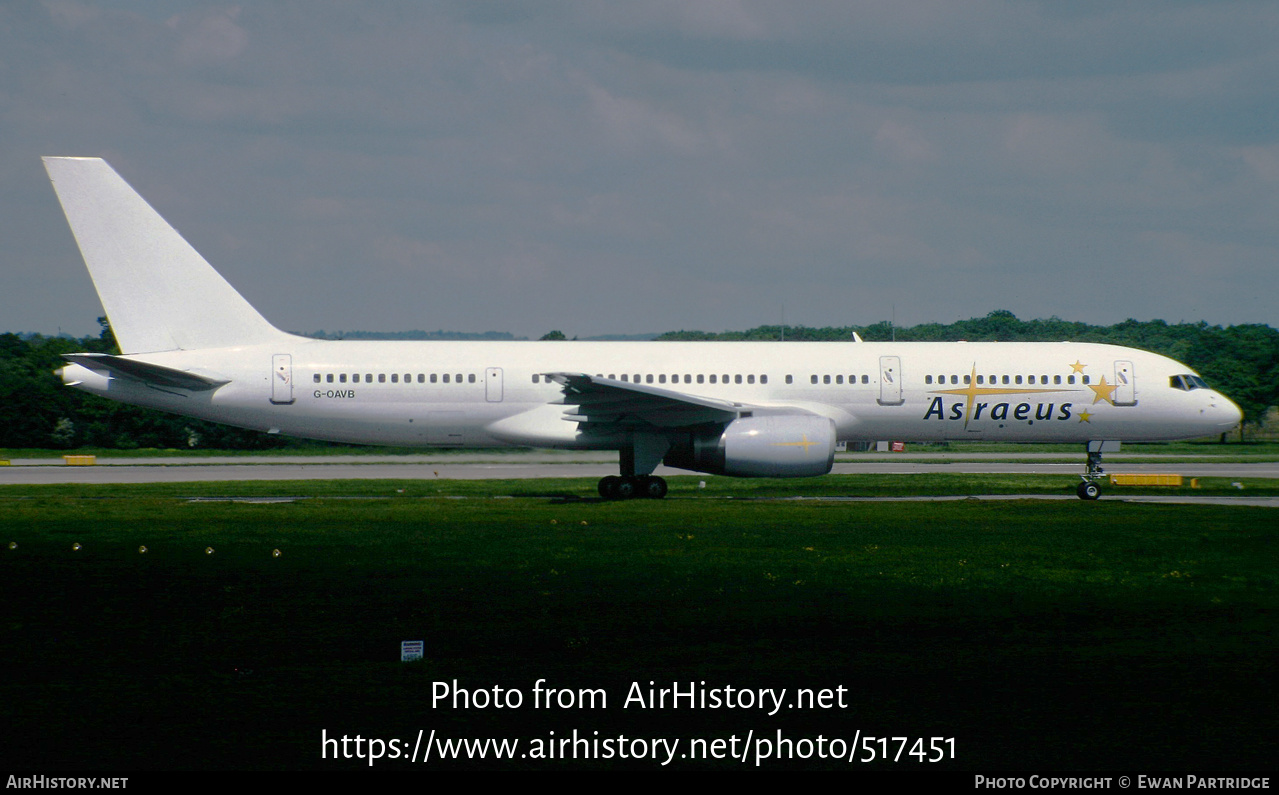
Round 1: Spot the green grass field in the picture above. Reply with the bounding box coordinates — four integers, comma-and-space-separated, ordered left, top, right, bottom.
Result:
2, 480, 1275, 771
4, 439, 1279, 459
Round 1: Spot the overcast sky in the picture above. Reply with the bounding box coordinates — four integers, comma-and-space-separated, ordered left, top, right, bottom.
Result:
3, 1, 1277, 339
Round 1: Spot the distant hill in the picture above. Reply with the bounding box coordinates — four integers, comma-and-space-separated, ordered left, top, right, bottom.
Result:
299, 330, 660, 341
580, 333, 659, 341
298, 330, 525, 341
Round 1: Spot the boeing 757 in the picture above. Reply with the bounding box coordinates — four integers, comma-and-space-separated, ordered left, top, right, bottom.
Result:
43, 157, 1243, 499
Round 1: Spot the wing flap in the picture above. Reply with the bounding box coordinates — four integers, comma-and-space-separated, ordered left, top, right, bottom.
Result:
545, 373, 741, 428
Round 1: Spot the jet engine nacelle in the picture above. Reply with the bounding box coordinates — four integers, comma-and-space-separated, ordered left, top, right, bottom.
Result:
663, 415, 837, 477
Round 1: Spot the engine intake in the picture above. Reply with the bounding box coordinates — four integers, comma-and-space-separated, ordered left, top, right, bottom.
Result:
663, 415, 836, 477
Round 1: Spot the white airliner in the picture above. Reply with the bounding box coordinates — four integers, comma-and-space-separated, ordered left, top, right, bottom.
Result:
44, 157, 1242, 500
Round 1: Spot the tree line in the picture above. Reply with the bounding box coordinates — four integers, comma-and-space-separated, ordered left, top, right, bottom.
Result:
0, 320, 289, 450
1, 311, 1275, 449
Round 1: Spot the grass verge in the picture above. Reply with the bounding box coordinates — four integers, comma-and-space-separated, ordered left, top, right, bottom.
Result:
2, 483, 1274, 771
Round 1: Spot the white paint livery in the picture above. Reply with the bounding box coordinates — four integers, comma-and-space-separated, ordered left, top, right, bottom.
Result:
43, 157, 1243, 499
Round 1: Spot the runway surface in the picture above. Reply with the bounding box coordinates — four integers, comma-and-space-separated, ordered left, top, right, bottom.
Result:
3, 451, 1278, 491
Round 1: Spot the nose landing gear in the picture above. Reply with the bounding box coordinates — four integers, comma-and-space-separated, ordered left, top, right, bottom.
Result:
1077, 441, 1117, 500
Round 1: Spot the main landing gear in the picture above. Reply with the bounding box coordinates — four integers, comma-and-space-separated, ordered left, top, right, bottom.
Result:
598, 475, 668, 500
597, 436, 670, 500
1077, 441, 1116, 501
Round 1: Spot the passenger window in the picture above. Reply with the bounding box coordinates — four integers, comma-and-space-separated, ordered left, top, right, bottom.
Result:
974, 375, 982, 385
313, 373, 321, 383
1028, 375, 1035, 384
430, 374, 438, 383
1054, 375, 1062, 385
532, 374, 539, 383
456, 373, 463, 383
811, 375, 818, 384
1015, 375, 1022, 384
1067, 375, 1075, 384
659, 374, 666, 384
646, 374, 654, 384
823, 375, 831, 384
709, 375, 717, 384
786, 375, 793, 384
747, 374, 755, 384
697, 374, 704, 384
621, 374, 629, 382
735, 375, 742, 384
836, 375, 844, 385
1083, 375, 1090, 384
391, 374, 398, 383
468, 374, 476, 383
1002, 376, 1010, 385
964, 375, 971, 384
950, 375, 958, 385
760, 375, 768, 384
861, 375, 868, 384
327, 374, 334, 383
684, 375, 692, 384
339, 374, 347, 383
443, 374, 450, 383
379, 374, 386, 383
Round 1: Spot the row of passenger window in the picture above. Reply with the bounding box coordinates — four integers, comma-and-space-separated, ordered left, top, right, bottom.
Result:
314, 369, 1094, 390
532, 373, 770, 385
313, 372, 477, 384
808, 375, 871, 385
528, 373, 880, 386
925, 374, 1090, 386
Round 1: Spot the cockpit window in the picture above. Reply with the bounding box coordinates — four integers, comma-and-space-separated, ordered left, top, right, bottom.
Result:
1169, 374, 1209, 391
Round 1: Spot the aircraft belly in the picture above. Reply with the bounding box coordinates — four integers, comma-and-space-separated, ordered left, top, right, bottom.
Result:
271, 399, 530, 447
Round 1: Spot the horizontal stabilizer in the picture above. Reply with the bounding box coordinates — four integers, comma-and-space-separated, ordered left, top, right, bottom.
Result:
63, 353, 229, 391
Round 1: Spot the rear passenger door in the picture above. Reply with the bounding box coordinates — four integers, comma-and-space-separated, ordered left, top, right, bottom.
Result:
486, 367, 503, 402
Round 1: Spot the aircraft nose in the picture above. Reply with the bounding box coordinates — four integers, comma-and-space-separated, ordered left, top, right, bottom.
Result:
1211, 393, 1243, 432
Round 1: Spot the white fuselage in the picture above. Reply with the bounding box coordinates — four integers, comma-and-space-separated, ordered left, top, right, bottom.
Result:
59, 338, 1243, 451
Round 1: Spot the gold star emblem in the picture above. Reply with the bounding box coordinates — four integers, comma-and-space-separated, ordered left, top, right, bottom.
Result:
1077, 410, 1093, 423
1070, 360, 1087, 374
1087, 375, 1118, 406
774, 434, 818, 451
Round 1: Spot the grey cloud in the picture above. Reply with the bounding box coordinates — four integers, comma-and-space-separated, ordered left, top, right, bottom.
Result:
1, 0, 1276, 340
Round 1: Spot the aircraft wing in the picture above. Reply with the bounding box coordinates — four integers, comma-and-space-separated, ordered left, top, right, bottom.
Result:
62, 353, 229, 392
544, 373, 744, 427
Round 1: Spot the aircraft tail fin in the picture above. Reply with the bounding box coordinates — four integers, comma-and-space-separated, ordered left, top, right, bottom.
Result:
43, 157, 290, 354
